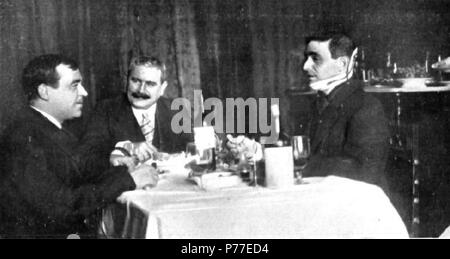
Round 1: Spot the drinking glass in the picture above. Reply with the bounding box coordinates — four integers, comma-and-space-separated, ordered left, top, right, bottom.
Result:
185, 142, 215, 172
186, 142, 197, 156
291, 135, 311, 184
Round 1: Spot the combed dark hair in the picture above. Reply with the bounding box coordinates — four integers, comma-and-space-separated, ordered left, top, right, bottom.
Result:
127, 56, 166, 83
305, 32, 356, 59
22, 54, 79, 101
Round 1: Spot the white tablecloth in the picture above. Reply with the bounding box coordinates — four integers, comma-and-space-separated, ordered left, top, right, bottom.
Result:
104, 171, 408, 239
440, 226, 450, 238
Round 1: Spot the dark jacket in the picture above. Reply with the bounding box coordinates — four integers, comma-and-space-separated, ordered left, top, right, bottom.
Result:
0, 107, 135, 238
303, 80, 390, 190
78, 95, 193, 173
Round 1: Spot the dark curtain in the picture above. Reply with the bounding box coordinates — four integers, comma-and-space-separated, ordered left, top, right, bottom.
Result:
193, 0, 353, 131
0, 0, 117, 127
192, 0, 450, 134
0, 0, 201, 134
2, 0, 450, 134
192, 0, 253, 100
119, 0, 200, 102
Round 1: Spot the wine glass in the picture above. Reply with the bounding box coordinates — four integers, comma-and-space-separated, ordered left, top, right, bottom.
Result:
186, 142, 197, 157
291, 135, 311, 184
185, 142, 215, 172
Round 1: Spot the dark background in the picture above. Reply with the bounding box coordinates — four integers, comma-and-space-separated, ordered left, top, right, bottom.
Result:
2, 0, 450, 133
1, 0, 450, 237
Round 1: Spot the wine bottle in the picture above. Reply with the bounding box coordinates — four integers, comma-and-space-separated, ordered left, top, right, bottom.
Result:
193, 120, 216, 172
263, 104, 290, 148
385, 52, 393, 78
438, 54, 443, 81
392, 62, 398, 78
360, 48, 368, 83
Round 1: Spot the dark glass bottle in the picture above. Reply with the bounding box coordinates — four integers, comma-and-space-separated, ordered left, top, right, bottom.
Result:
385, 52, 393, 79
263, 104, 291, 148
359, 48, 368, 83
438, 54, 443, 81
425, 51, 430, 75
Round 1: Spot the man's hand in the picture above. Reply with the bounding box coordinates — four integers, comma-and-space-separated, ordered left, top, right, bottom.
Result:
226, 135, 263, 161
130, 164, 159, 189
110, 154, 137, 172
130, 142, 158, 162
226, 135, 245, 157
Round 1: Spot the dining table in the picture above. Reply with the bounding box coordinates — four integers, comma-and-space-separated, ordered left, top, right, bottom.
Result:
101, 163, 409, 239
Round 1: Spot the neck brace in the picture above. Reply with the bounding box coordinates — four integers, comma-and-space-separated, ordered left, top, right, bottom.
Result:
309, 47, 358, 95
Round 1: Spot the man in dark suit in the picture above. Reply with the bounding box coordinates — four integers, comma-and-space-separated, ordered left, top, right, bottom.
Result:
79, 56, 192, 172
0, 54, 158, 238
301, 32, 390, 190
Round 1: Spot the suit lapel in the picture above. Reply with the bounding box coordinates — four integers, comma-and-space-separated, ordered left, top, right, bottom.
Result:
27, 108, 82, 175
311, 107, 339, 153
113, 95, 146, 142
311, 81, 362, 153
152, 97, 171, 149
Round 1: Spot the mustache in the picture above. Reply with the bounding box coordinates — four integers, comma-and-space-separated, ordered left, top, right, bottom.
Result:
131, 92, 151, 99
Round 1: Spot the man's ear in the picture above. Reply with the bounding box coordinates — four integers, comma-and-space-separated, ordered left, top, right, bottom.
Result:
37, 84, 49, 100
337, 56, 349, 72
159, 81, 168, 96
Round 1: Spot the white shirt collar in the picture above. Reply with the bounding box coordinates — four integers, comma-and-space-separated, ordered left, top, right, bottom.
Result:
309, 68, 354, 95
131, 104, 157, 125
324, 77, 349, 95
30, 105, 62, 129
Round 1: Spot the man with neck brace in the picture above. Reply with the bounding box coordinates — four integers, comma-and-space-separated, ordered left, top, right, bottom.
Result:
301, 32, 390, 190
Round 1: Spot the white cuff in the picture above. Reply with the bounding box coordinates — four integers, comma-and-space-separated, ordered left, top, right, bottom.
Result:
111, 140, 133, 156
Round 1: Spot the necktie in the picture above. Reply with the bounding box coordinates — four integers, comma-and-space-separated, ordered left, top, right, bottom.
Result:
140, 113, 154, 143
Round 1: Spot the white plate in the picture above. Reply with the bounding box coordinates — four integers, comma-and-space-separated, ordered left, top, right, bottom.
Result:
397, 78, 432, 88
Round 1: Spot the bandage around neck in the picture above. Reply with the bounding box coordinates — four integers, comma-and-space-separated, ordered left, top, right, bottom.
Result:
309, 47, 358, 94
